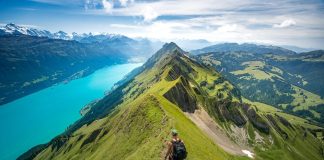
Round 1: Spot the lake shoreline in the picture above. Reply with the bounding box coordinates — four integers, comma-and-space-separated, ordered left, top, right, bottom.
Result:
0, 63, 142, 160
0, 62, 127, 106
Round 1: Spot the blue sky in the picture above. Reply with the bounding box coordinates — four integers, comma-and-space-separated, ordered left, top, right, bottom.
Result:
1, 0, 324, 49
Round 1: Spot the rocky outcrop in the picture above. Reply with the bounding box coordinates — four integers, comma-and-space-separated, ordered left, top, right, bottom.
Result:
165, 55, 196, 81
276, 114, 293, 129
266, 114, 288, 139
209, 99, 246, 127
243, 106, 270, 134
165, 64, 182, 81
163, 77, 197, 113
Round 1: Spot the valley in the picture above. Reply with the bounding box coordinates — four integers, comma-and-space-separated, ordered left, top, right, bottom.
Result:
194, 44, 324, 126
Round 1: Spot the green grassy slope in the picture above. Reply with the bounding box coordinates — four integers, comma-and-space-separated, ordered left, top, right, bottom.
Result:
29, 43, 248, 160
20, 43, 323, 160
242, 98, 323, 160
196, 51, 324, 125
35, 94, 246, 160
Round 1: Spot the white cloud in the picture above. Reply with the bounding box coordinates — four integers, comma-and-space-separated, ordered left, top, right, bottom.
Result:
273, 19, 297, 28
141, 5, 159, 22
102, 0, 113, 13
119, 0, 132, 7
217, 24, 240, 33
109, 0, 249, 18
80, 0, 324, 48
106, 13, 324, 49
110, 24, 140, 29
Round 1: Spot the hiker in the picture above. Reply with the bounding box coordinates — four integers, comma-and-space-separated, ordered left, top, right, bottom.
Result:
165, 129, 187, 160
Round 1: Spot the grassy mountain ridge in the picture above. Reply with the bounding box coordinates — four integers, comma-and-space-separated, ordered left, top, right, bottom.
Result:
20, 43, 323, 160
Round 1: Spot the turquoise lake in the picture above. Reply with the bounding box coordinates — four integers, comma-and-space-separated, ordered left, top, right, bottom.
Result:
0, 63, 142, 160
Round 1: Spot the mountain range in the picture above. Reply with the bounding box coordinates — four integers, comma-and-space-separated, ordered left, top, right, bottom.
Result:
0, 23, 116, 41
18, 43, 324, 160
0, 23, 163, 105
191, 43, 297, 55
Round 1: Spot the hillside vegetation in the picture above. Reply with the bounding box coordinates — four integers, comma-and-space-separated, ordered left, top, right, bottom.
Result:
20, 43, 323, 160
196, 49, 324, 125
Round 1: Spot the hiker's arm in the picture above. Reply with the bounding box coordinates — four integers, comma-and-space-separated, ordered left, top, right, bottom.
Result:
165, 142, 172, 159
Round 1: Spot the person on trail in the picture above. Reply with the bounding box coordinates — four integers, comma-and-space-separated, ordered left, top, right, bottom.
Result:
165, 129, 187, 160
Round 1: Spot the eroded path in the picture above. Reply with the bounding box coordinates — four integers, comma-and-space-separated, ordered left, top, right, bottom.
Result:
185, 108, 252, 157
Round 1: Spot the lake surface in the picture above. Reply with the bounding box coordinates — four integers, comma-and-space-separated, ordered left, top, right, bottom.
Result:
0, 63, 142, 160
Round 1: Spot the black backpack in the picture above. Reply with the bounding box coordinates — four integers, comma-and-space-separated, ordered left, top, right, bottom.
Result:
172, 139, 187, 160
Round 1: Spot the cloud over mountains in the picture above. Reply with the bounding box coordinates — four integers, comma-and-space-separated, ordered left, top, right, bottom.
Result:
1, 0, 324, 49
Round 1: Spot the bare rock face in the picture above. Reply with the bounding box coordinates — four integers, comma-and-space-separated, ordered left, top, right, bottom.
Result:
244, 106, 270, 134
207, 99, 247, 127
165, 64, 182, 81
266, 115, 288, 139
163, 77, 197, 113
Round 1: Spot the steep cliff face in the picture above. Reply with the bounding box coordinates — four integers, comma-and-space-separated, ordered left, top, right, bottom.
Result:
207, 99, 247, 127
243, 105, 270, 134
163, 76, 197, 113
20, 43, 323, 160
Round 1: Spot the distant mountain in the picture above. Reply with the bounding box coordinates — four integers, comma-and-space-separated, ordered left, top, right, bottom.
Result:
0, 23, 166, 105
279, 45, 317, 53
78, 34, 132, 43
0, 23, 74, 40
0, 23, 136, 42
191, 43, 296, 55
20, 43, 323, 160
71, 32, 90, 41
52, 31, 71, 40
0, 34, 128, 105
171, 39, 213, 50
0, 23, 162, 60
0, 23, 53, 37
297, 50, 324, 60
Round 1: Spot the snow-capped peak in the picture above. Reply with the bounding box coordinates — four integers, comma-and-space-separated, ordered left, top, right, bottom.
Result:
5, 23, 21, 30
0, 23, 132, 42
3, 23, 29, 34
0, 23, 53, 37
53, 31, 72, 40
